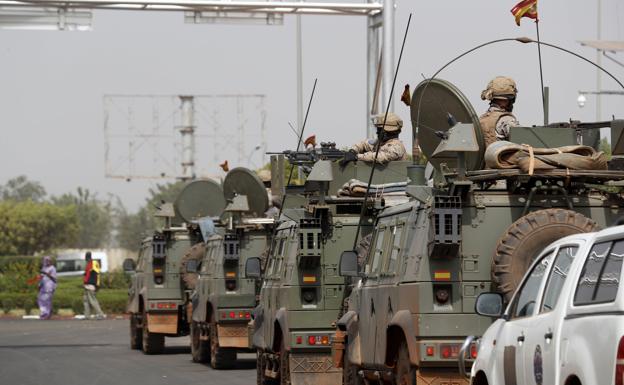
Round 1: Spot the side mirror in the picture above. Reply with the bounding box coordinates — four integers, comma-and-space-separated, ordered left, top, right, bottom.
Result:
186, 260, 198, 273
122, 258, 136, 272
339, 250, 359, 277
245, 257, 262, 279
475, 292, 504, 318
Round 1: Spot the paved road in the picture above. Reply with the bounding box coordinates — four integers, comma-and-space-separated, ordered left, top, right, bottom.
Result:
0, 319, 256, 385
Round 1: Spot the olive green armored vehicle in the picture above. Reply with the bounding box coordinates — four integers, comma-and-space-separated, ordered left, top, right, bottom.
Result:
332, 79, 624, 385
248, 151, 411, 385
188, 168, 274, 369
125, 180, 226, 355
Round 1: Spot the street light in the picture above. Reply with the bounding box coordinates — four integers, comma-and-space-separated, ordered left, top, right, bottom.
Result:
577, 93, 587, 108
247, 145, 262, 168
577, 90, 624, 108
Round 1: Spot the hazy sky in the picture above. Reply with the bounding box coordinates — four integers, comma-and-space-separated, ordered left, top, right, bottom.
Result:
0, 0, 622, 211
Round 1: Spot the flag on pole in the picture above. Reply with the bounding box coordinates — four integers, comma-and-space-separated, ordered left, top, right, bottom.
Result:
511, 0, 538, 26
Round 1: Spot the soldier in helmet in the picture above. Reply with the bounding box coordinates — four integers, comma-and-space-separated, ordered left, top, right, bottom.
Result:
479, 76, 520, 147
342, 112, 409, 166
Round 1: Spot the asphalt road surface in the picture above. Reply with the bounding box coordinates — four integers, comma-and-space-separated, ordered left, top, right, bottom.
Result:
0, 319, 256, 385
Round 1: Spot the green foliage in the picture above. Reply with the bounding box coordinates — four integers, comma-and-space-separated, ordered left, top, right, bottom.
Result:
0, 201, 79, 256
51, 188, 114, 248
600, 137, 612, 160
0, 175, 46, 202
116, 181, 186, 251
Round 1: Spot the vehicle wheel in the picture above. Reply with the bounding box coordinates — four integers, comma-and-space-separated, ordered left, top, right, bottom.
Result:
279, 341, 290, 385
393, 341, 414, 385
142, 310, 165, 354
210, 322, 236, 369
493, 209, 597, 300
191, 321, 210, 363
130, 313, 143, 350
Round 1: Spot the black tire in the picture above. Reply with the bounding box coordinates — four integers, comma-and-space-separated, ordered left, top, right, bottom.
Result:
130, 313, 142, 350
210, 322, 236, 369
142, 310, 165, 354
191, 321, 210, 363
393, 341, 414, 385
493, 209, 597, 301
279, 341, 290, 385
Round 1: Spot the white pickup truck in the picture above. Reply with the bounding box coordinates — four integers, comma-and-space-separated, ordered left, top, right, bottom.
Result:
462, 225, 624, 385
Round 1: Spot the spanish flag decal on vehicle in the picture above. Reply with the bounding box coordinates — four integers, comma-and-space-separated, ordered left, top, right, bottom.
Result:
303, 275, 316, 283
434, 271, 451, 281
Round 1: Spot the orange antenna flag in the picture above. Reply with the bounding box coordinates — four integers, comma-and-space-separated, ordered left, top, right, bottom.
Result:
219, 160, 229, 172
400, 84, 411, 106
304, 135, 316, 148
511, 0, 538, 26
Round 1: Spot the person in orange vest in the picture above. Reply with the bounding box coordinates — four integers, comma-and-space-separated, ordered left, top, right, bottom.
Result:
83, 251, 105, 320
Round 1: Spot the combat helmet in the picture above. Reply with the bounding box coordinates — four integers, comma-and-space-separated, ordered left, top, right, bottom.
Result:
373, 112, 403, 132
481, 76, 518, 101
257, 169, 271, 184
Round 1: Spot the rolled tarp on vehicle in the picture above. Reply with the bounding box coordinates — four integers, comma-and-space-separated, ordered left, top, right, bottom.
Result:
484, 140, 607, 173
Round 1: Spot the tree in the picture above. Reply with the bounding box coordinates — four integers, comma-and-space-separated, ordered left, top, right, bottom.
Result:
51, 188, 114, 248
0, 201, 78, 255
0, 175, 46, 202
599, 137, 612, 160
116, 181, 186, 251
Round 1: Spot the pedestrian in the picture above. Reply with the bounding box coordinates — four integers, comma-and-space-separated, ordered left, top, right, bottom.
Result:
341, 112, 408, 166
37, 256, 57, 320
83, 251, 105, 320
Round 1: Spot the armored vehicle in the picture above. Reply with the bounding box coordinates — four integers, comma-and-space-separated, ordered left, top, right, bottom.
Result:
188, 168, 274, 368
126, 181, 225, 355
332, 78, 624, 385
249, 153, 411, 385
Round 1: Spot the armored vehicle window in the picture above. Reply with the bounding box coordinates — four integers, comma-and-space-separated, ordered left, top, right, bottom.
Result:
384, 223, 403, 273
509, 250, 555, 319
540, 245, 579, 313
574, 240, 624, 306
366, 227, 387, 275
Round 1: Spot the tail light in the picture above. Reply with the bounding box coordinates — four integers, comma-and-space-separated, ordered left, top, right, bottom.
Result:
306, 334, 330, 346
616, 336, 624, 385
219, 310, 251, 320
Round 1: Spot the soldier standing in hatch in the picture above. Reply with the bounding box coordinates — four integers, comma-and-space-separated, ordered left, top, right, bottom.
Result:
479, 76, 520, 147
342, 112, 409, 165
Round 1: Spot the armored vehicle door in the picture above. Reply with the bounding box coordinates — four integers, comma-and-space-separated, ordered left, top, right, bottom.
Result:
373, 210, 410, 365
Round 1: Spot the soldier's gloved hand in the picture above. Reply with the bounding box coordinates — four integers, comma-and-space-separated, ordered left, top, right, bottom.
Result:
339, 150, 358, 168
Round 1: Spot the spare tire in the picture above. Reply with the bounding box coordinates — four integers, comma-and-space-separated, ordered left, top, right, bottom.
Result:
492, 208, 597, 301
180, 243, 206, 290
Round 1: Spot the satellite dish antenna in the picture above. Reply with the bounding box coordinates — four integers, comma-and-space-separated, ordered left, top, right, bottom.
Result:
223, 167, 269, 217
411, 78, 485, 173
174, 179, 226, 223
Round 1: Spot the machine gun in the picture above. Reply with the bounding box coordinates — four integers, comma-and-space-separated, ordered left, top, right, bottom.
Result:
267, 141, 347, 166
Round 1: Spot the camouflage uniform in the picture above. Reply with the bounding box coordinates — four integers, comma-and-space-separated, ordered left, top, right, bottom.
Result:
350, 112, 408, 164
351, 138, 408, 163
479, 76, 520, 147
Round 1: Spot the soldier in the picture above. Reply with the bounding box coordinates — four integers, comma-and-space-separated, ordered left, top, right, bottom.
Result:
341, 112, 408, 166
479, 76, 520, 147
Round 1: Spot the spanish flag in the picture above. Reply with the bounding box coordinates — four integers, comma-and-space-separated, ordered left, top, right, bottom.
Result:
511, 0, 538, 26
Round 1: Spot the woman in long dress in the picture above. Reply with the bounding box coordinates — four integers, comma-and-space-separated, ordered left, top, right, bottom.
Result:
38, 256, 57, 320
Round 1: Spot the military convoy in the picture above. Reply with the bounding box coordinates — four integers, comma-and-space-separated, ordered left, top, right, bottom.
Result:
121, 46, 624, 385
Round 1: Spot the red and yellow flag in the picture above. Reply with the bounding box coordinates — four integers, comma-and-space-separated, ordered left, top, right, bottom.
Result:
511, 0, 538, 26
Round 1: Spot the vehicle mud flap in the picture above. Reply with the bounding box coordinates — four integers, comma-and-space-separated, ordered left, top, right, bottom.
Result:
147, 313, 178, 334
288, 352, 342, 385
331, 330, 346, 368
416, 368, 470, 385
217, 324, 249, 348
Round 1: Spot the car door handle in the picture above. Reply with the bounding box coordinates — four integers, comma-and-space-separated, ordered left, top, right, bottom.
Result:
517, 335, 525, 343
544, 332, 553, 340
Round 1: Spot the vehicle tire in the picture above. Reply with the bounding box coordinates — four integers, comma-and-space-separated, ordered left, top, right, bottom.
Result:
130, 313, 142, 350
191, 321, 210, 363
210, 322, 236, 369
142, 310, 165, 354
493, 208, 597, 301
393, 341, 414, 385
279, 341, 290, 385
